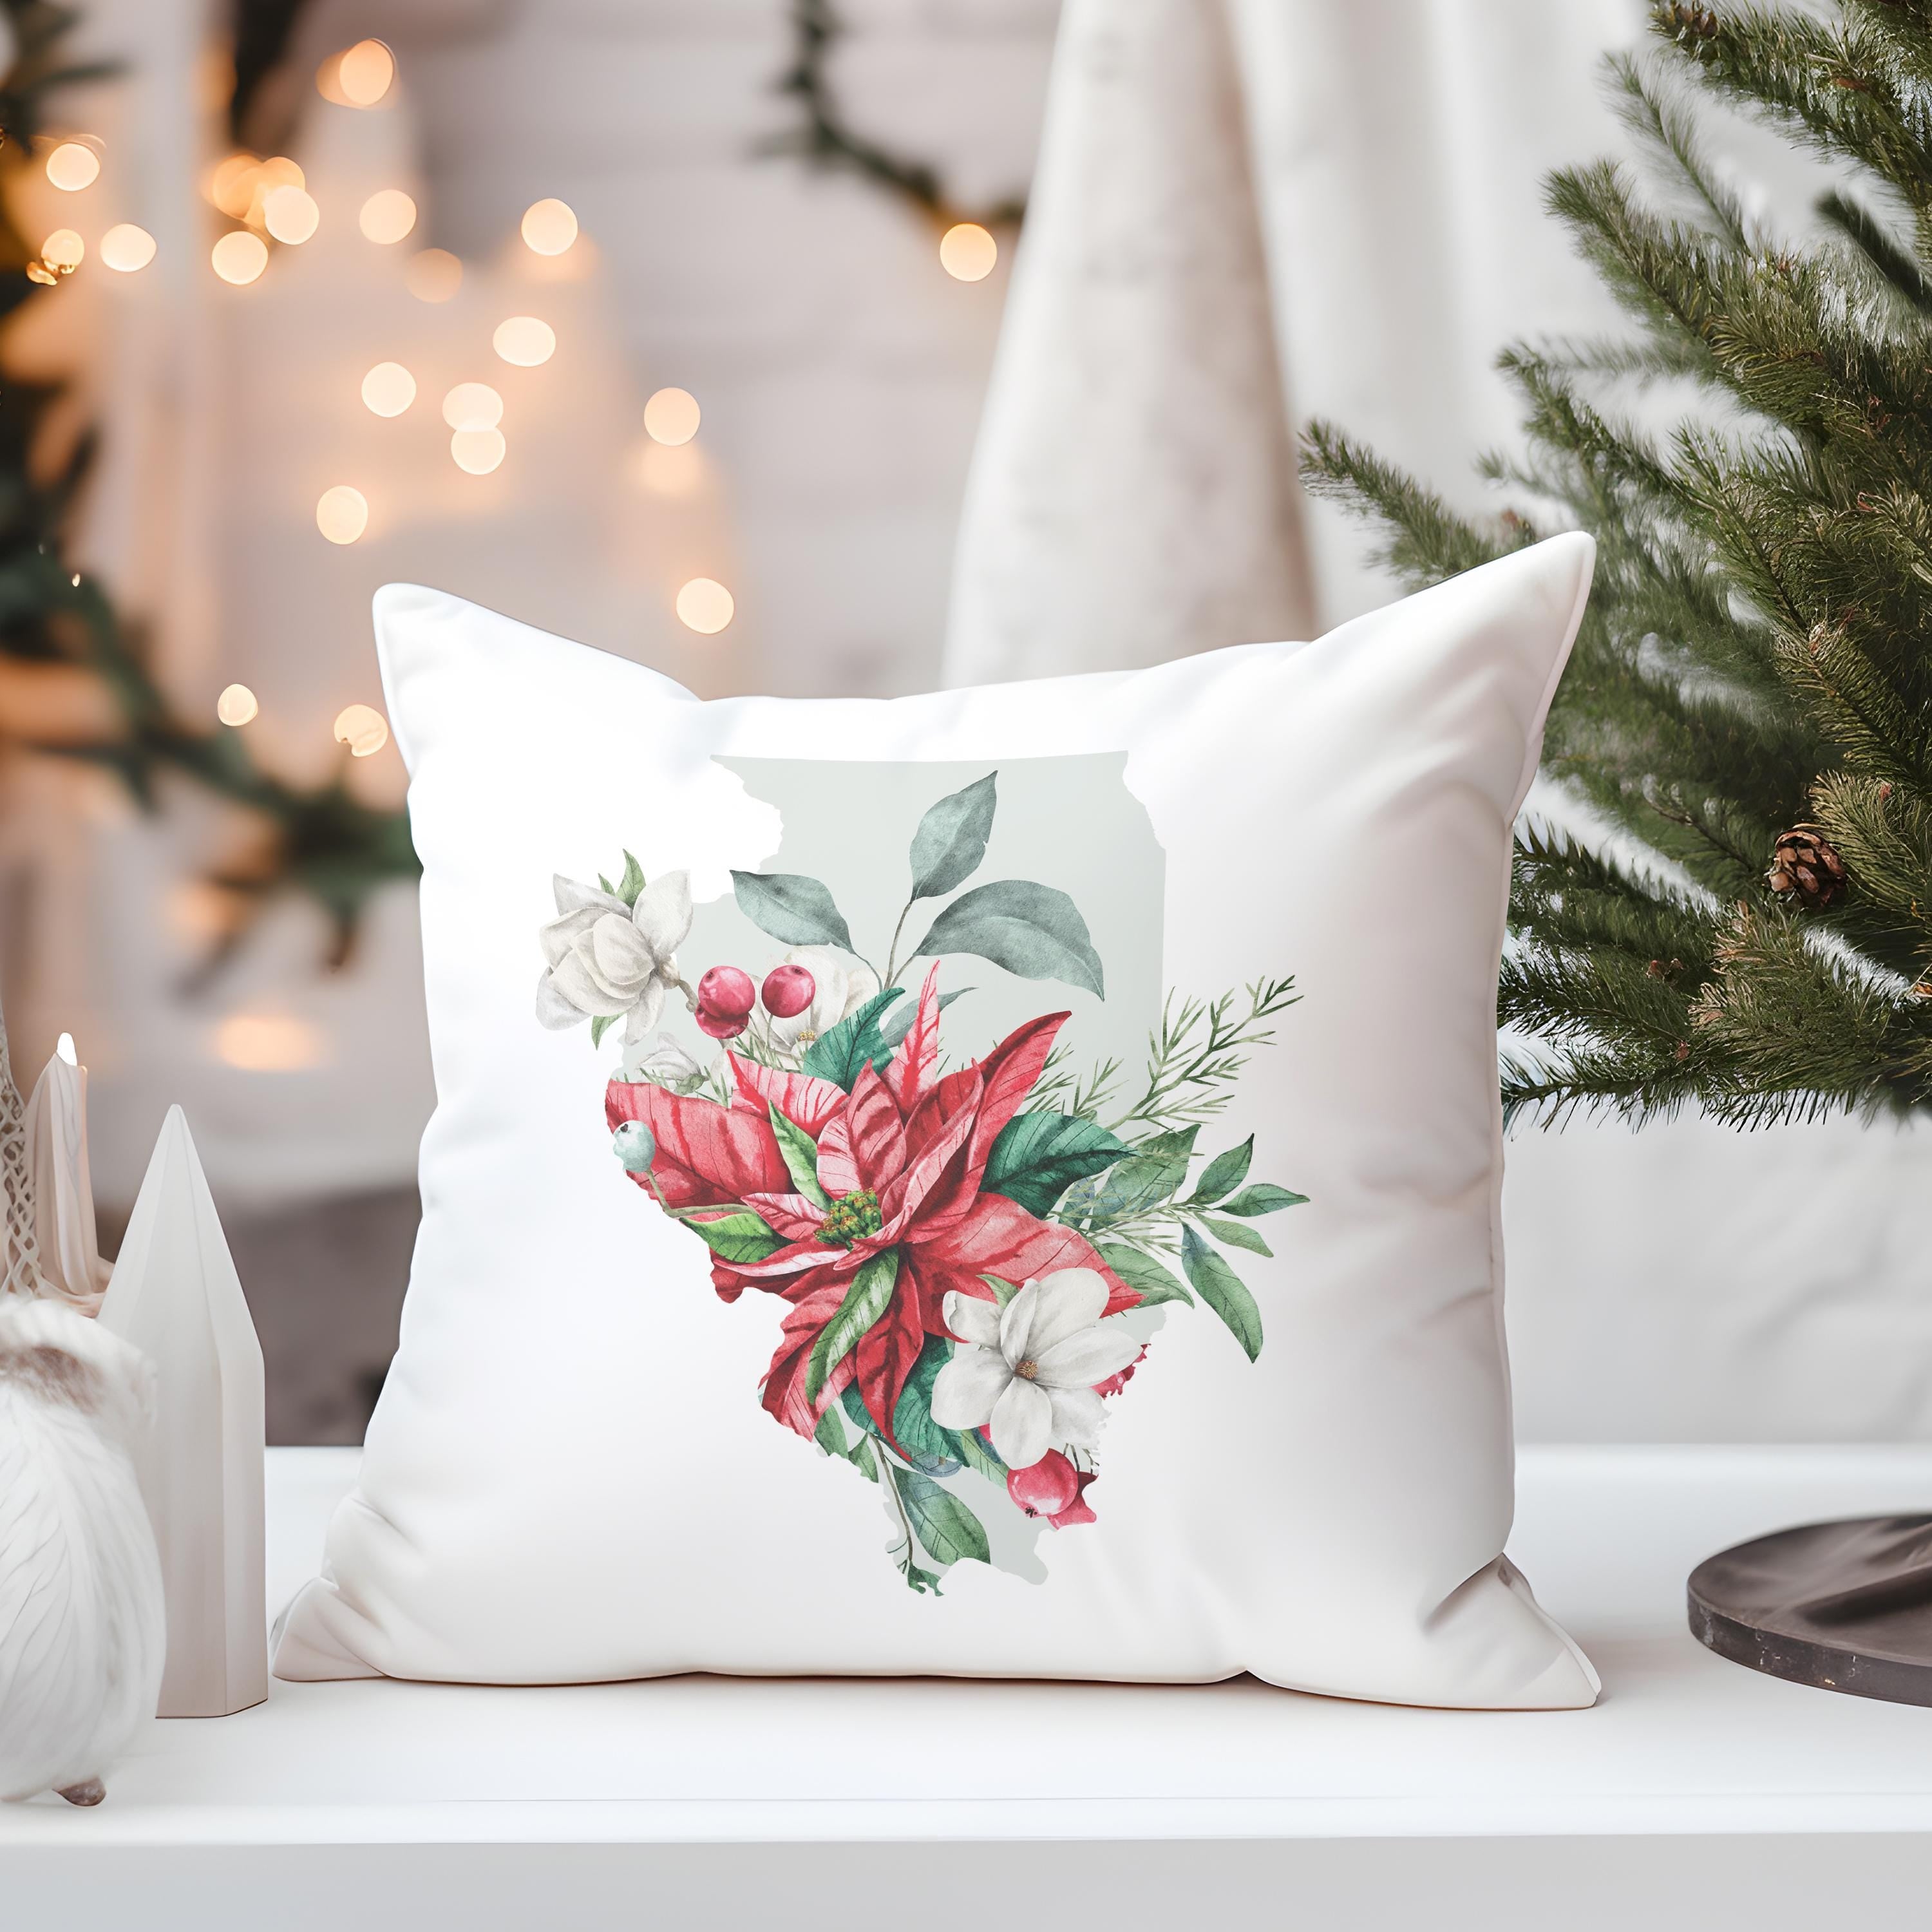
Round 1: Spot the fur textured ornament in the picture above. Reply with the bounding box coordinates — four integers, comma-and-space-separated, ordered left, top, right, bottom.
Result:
0, 1295, 166, 1806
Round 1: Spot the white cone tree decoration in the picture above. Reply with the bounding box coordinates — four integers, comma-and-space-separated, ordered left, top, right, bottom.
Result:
97, 1107, 265, 1717
23, 1047, 111, 1315
0, 1294, 166, 1805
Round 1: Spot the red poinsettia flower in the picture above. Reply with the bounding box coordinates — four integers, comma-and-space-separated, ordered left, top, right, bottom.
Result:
605, 965, 1138, 1448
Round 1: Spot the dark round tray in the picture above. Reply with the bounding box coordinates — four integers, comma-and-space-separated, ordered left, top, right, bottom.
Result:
1689, 1513, 1932, 1706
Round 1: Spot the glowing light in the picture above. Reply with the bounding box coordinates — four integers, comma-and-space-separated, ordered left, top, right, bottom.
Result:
337, 41, 395, 108
209, 152, 261, 219
441, 382, 503, 431
939, 222, 997, 281
46, 143, 100, 191
361, 361, 416, 417
520, 198, 578, 256
262, 184, 319, 244
676, 578, 734, 634
450, 426, 506, 475
55, 1032, 77, 1066
638, 441, 703, 499
216, 683, 259, 726
315, 486, 369, 544
214, 1012, 324, 1073
405, 247, 461, 302
40, 229, 83, 272
100, 224, 156, 272
644, 386, 700, 446
358, 188, 416, 244
211, 230, 268, 285
333, 703, 390, 757
492, 315, 554, 366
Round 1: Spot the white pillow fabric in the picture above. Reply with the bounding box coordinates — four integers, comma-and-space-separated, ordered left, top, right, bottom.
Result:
274, 534, 1600, 1709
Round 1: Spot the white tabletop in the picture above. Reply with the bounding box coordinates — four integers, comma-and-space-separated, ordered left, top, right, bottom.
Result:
8, 1444, 1932, 1929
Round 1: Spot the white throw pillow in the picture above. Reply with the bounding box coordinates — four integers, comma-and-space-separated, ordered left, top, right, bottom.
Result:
274, 535, 1600, 1709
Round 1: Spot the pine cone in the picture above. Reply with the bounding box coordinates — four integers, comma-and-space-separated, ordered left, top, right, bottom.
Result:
1767, 826, 1846, 909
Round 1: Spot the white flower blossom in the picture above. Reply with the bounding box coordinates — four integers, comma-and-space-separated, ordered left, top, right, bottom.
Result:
536, 871, 692, 1052
622, 1031, 707, 1087
930, 1269, 1141, 1471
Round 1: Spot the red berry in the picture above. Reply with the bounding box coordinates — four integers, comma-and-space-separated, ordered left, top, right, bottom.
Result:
695, 1006, 747, 1040
761, 963, 816, 1019
697, 965, 755, 1019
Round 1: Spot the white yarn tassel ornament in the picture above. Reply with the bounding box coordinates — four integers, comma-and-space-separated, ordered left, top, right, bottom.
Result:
0, 1296, 166, 1806
23, 1046, 111, 1314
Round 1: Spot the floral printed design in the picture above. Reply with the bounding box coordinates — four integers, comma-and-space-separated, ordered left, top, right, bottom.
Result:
538, 770, 1308, 1593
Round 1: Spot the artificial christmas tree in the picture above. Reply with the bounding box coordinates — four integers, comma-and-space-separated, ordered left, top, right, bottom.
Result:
1303, 0, 1932, 1702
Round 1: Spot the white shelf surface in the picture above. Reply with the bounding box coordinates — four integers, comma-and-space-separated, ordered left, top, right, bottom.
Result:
8, 1444, 1932, 1929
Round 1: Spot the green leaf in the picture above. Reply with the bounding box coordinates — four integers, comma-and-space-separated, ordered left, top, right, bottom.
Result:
891, 1337, 959, 1464
731, 869, 855, 951
1190, 1135, 1253, 1206
981, 1110, 1131, 1217
589, 1013, 616, 1049
896, 1466, 991, 1567
615, 849, 647, 908
1182, 1224, 1263, 1361
805, 1248, 900, 1403
676, 1207, 784, 1265
1220, 1184, 1309, 1217
850, 1435, 879, 1482
878, 985, 970, 1048
910, 879, 1104, 998
954, 1425, 1007, 1484
907, 772, 998, 900
800, 988, 904, 1088
1200, 1214, 1273, 1258
768, 1105, 829, 1209
1079, 1126, 1198, 1228
978, 1273, 1020, 1307
1094, 1241, 1194, 1307
814, 1405, 847, 1457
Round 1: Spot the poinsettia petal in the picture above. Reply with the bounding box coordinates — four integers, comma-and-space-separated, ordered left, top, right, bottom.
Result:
990, 1376, 1052, 1469
607, 1079, 790, 1207
963, 1012, 1068, 1180
728, 1056, 850, 1137
855, 1279, 926, 1442
742, 1192, 829, 1240
941, 1289, 1001, 1349
931, 1345, 1009, 1429
880, 1070, 981, 1231
1025, 1267, 1111, 1356
759, 1275, 857, 1441
1034, 1322, 1143, 1390
842, 1065, 908, 1192
909, 1193, 1139, 1317
887, 961, 942, 1112
814, 1111, 862, 1197
1046, 1385, 1108, 1448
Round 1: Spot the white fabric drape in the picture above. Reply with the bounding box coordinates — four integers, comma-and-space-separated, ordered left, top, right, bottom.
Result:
946, 0, 1932, 1444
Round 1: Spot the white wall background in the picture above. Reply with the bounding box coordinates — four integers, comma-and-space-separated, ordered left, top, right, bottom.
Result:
8, 0, 1927, 1443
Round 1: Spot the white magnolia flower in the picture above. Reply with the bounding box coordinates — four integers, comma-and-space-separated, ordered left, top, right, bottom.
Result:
623, 1030, 707, 1086
750, 945, 880, 1054
536, 870, 692, 1050
930, 1269, 1141, 1472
